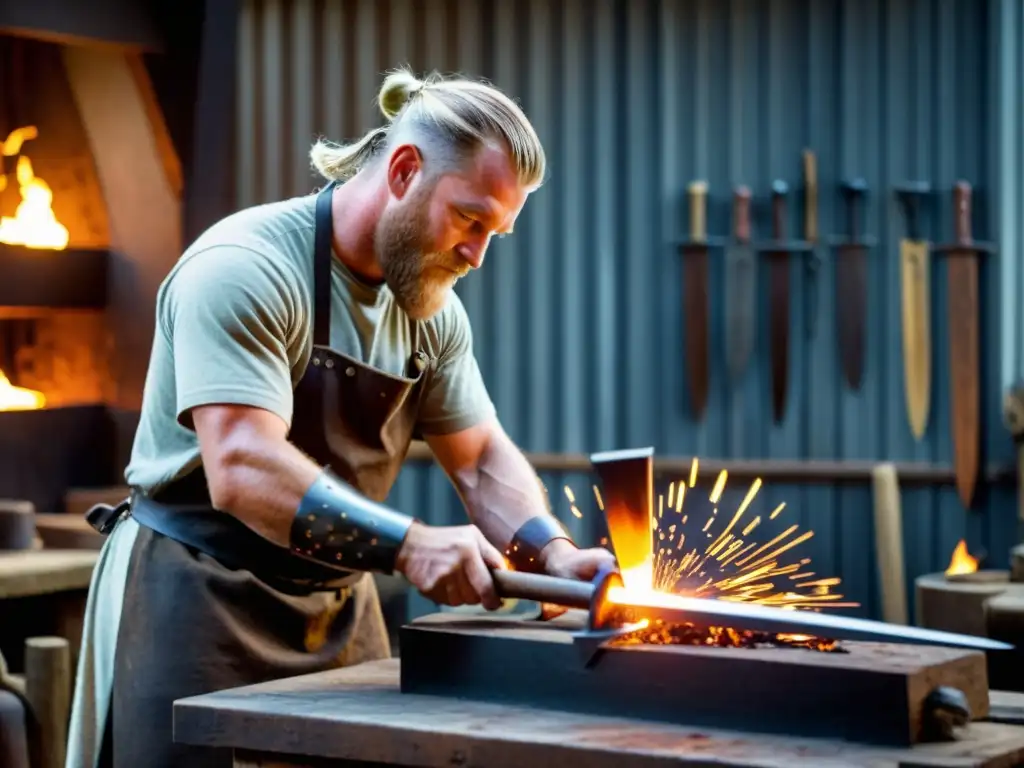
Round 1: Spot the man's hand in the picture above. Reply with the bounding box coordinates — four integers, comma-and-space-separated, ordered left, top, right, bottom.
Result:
539, 538, 618, 581
395, 522, 507, 611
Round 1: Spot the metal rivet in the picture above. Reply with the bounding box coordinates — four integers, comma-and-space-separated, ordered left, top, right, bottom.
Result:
305, 530, 312, 538
380, 392, 386, 398
325, 358, 335, 369
345, 366, 356, 377
307, 514, 316, 521
312, 356, 321, 366
335, 553, 342, 561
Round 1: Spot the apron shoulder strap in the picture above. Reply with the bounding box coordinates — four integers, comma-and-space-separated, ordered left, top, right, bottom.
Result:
313, 183, 337, 347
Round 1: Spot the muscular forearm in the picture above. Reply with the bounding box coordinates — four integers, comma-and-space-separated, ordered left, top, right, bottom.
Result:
205, 435, 323, 545
450, 429, 573, 566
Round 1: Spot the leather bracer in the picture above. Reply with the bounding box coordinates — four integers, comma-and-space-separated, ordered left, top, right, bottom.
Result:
505, 515, 574, 573
289, 469, 415, 575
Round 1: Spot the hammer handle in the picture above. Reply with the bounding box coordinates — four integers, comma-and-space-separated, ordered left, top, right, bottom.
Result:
492, 569, 595, 610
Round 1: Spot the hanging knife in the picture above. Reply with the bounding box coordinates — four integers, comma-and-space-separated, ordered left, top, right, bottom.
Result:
803, 149, 823, 339
830, 179, 876, 391
894, 182, 933, 440
936, 181, 996, 509
725, 185, 756, 384
680, 180, 723, 422
754, 181, 810, 424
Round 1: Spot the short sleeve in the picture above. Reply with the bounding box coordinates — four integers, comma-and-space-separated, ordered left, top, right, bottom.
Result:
416, 296, 497, 435
161, 245, 301, 430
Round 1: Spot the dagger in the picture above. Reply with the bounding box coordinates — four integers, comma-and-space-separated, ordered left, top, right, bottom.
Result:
802, 149, 822, 340
725, 186, 756, 384
894, 182, 933, 440
490, 569, 1012, 652
831, 179, 875, 391
936, 181, 996, 509
757, 181, 797, 425
680, 180, 721, 422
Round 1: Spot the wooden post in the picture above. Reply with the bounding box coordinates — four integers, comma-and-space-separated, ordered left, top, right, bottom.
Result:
871, 463, 908, 624
0, 500, 36, 551
24, 636, 71, 768
1001, 384, 1024, 536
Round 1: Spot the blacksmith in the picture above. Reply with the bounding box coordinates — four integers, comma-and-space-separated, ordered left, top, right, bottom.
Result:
66, 67, 615, 768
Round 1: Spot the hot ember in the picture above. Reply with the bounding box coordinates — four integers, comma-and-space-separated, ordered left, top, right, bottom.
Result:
610, 618, 843, 652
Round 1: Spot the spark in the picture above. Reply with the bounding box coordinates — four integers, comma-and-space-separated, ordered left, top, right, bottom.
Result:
568, 460, 859, 614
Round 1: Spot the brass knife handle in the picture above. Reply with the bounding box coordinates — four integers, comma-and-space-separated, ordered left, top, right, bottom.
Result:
733, 185, 751, 244
803, 150, 818, 242
771, 180, 788, 240
688, 180, 708, 241
953, 180, 972, 245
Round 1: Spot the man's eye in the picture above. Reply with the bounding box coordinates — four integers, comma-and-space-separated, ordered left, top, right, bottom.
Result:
456, 210, 473, 223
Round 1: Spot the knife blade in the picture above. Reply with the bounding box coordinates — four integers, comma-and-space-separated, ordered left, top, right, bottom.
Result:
894, 182, 932, 440
803, 149, 822, 339
725, 185, 756, 384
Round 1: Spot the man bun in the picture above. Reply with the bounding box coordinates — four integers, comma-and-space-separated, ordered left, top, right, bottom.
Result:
378, 68, 424, 121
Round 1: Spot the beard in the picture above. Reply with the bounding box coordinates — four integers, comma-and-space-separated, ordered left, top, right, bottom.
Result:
374, 184, 465, 320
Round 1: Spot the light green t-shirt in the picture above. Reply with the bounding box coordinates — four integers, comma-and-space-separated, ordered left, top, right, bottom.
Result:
124, 192, 496, 493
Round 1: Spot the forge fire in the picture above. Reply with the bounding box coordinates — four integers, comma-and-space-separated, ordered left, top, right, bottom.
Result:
609, 618, 843, 652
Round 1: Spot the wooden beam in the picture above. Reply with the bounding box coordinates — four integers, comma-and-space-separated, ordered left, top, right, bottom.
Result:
184, 0, 240, 246
403, 442, 1015, 487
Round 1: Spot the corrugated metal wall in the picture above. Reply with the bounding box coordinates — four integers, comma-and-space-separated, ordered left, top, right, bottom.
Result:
235, 0, 1021, 621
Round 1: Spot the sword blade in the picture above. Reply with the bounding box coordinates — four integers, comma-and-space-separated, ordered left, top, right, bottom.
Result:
836, 244, 867, 390
724, 243, 756, 382
900, 238, 931, 439
768, 251, 789, 423
683, 246, 710, 420
607, 589, 1012, 652
947, 250, 981, 508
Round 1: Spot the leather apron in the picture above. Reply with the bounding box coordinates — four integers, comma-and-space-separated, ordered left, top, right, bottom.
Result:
66, 182, 431, 768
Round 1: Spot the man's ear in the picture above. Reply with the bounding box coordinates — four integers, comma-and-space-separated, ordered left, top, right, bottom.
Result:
386, 144, 423, 200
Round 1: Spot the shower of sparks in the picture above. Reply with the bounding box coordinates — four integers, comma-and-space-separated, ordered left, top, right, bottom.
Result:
562, 458, 859, 612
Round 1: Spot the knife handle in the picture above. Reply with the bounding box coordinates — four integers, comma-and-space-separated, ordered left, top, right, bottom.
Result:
840, 178, 868, 239
953, 180, 972, 245
770, 180, 788, 240
733, 185, 751, 244
803, 150, 818, 242
688, 180, 708, 242
894, 181, 931, 241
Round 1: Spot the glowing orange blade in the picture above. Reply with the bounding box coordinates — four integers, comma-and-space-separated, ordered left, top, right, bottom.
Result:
590, 447, 654, 590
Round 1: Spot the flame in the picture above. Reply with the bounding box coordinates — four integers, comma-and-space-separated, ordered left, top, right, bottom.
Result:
0, 368, 45, 411
945, 539, 978, 576
0, 126, 69, 250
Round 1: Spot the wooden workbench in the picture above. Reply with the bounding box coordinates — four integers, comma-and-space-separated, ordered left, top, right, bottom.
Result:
174, 658, 1024, 768
0, 548, 98, 674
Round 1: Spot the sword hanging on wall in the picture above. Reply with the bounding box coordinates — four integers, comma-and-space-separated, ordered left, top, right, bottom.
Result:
680, 181, 723, 422
755, 181, 811, 425
802, 150, 823, 340
894, 182, 933, 440
935, 181, 996, 510
725, 186, 756, 384
829, 179, 876, 391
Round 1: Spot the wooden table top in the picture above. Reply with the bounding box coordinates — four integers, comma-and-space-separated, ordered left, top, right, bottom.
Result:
0, 549, 98, 599
174, 657, 1024, 768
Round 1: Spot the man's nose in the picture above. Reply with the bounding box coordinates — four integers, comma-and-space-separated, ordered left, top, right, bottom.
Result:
456, 237, 490, 270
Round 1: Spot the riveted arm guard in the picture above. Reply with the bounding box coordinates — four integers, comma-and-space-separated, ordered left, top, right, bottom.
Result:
289, 468, 415, 575
505, 515, 574, 573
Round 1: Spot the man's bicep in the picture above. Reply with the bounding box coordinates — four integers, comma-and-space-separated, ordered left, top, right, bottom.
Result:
166, 247, 299, 430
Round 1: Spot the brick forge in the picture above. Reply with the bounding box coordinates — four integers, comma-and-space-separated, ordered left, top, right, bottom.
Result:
0, 2, 226, 514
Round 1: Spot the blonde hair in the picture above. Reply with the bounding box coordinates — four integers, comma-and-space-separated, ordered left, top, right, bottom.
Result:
310, 66, 546, 188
